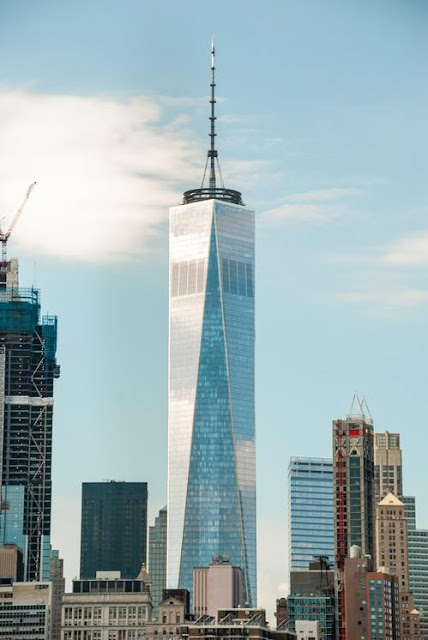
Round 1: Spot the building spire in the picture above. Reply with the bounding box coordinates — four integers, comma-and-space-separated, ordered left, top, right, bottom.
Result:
182, 39, 243, 206
208, 37, 217, 189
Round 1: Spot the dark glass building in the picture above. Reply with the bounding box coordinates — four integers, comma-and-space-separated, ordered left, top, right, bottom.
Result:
0, 258, 59, 581
149, 505, 167, 618
80, 481, 148, 579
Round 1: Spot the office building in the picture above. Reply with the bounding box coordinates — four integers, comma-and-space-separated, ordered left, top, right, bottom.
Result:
148, 505, 167, 618
374, 431, 403, 504
408, 527, 428, 635
344, 548, 401, 640
332, 394, 375, 640
50, 549, 65, 640
0, 578, 52, 639
80, 481, 148, 579
61, 569, 152, 640
286, 557, 335, 640
375, 491, 422, 638
167, 42, 256, 604
0, 257, 59, 581
193, 555, 243, 617
288, 457, 334, 569
0, 544, 24, 580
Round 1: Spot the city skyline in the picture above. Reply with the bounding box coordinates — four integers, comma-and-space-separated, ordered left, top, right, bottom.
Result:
0, 0, 427, 618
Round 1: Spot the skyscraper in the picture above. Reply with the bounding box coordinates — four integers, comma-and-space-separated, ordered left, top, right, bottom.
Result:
288, 457, 334, 569
333, 393, 375, 640
375, 490, 422, 638
405, 497, 428, 635
374, 431, 403, 504
149, 505, 167, 618
0, 257, 59, 581
80, 481, 148, 579
167, 41, 256, 605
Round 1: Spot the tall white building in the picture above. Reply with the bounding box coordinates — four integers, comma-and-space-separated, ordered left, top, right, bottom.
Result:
167, 42, 256, 605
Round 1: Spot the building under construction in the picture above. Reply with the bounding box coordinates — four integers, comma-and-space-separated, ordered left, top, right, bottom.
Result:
0, 185, 60, 581
333, 393, 375, 640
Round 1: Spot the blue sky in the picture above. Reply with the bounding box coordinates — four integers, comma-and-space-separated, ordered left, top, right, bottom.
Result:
0, 0, 427, 615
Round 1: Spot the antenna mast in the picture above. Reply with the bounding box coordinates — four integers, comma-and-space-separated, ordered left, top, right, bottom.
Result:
208, 37, 217, 190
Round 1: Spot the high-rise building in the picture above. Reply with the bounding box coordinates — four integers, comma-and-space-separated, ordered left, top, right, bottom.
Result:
286, 557, 335, 640
288, 457, 334, 569
343, 549, 401, 640
374, 431, 403, 504
0, 257, 59, 581
149, 505, 167, 618
404, 498, 428, 633
80, 481, 148, 579
167, 42, 256, 605
333, 394, 375, 640
49, 549, 65, 640
408, 527, 428, 635
375, 491, 422, 638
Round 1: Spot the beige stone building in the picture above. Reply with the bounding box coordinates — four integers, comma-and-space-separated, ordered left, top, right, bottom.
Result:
193, 557, 243, 618
376, 490, 422, 639
374, 431, 403, 504
61, 570, 152, 640
0, 579, 52, 639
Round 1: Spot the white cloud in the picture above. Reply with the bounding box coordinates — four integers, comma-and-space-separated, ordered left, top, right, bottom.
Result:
263, 187, 362, 223
339, 289, 428, 308
0, 91, 203, 262
380, 231, 428, 266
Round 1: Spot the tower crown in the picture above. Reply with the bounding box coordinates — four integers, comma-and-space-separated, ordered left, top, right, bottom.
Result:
183, 39, 243, 206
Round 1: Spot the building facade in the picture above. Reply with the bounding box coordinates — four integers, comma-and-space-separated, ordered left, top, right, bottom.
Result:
408, 528, 428, 636
50, 549, 65, 640
193, 556, 243, 618
80, 481, 148, 579
148, 506, 167, 618
333, 397, 375, 640
167, 44, 256, 605
344, 551, 401, 640
287, 557, 335, 640
61, 572, 152, 640
288, 457, 334, 569
0, 579, 52, 639
0, 258, 59, 581
375, 491, 422, 638
374, 431, 403, 505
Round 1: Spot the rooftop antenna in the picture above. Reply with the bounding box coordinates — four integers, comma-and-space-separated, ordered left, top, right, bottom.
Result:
183, 40, 243, 206
208, 36, 217, 190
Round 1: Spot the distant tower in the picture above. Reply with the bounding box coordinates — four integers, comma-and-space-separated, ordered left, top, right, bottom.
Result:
80, 481, 148, 579
149, 506, 167, 618
374, 431, 403, 504
0, 252, 59, 581
375, 490, 422, 638
167, 40, 256, 605
288, 457, 334, 569
333, 392, 375, 640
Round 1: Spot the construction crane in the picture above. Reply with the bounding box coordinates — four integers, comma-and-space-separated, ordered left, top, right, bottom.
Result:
0, 181, 37, 263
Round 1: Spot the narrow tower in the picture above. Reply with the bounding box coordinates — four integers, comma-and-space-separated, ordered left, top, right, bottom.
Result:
333, 393, 375, 640
167, 41, 256, 605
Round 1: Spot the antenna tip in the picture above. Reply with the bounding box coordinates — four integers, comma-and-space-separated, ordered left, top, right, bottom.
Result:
211, 36, 215, 53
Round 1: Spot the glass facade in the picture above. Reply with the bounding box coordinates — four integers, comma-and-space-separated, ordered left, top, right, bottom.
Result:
408, 528, 428, 634
148, 506, 167, 618
80, 482, 148, 579
167, 199, 256, 605
288, 457, 334, 569
0, 282, 59, 581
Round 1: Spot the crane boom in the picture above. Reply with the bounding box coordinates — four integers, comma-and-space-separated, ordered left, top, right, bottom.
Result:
0, 181, 37, 262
